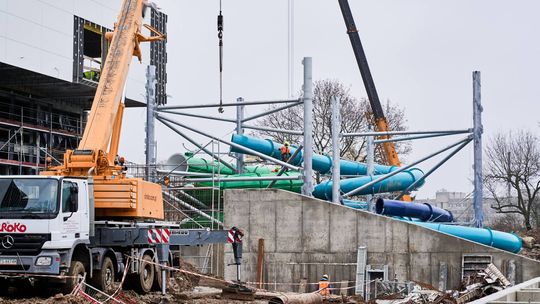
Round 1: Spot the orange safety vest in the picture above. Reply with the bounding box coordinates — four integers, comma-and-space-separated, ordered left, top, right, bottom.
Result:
280, 145, 291, 155
318, 281, 330, 296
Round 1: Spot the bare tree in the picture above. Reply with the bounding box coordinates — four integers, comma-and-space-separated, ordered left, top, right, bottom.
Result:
485, 130, 540, 230
251, 79, 410, 167
489, 213, 525, 233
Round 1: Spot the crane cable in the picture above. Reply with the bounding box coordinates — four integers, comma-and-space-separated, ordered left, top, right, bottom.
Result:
217, 0, 224, 113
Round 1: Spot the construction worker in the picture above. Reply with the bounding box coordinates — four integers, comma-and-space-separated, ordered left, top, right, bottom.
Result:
83, 70, 100, 82
279, 141, 292, 162
318, 274, 330, 296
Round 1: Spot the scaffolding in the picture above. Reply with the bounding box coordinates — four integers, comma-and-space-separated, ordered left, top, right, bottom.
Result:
0, 96, 84, 175
126, 140, 226, 275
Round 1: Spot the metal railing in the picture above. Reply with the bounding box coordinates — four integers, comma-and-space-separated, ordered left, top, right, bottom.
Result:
0, 100, 83, 136
125, 141, 227, 276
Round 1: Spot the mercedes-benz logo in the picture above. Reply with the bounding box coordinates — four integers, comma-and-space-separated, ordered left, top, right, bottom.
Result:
1, 235, 14, 249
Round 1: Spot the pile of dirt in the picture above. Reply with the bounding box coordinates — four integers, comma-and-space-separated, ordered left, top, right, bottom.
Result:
0, 260, 216, 304
519, 229, 540, 260
0, 260, 261, 304
173, 258, 201, 292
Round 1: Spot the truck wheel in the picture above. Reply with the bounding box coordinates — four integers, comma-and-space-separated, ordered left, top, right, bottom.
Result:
92, 257, 115, 294
133, 254, 154, 294
62, 260, 86, 295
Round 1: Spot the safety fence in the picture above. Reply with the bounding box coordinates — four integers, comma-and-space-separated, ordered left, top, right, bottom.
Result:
0, 254, 414, 302
71, 257, 134, 304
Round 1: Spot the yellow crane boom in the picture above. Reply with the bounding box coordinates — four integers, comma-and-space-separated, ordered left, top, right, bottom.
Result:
42, 0, 166, 219
80, 0, 162, 153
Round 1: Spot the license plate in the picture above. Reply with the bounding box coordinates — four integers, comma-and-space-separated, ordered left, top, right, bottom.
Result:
0, 258, 17, 265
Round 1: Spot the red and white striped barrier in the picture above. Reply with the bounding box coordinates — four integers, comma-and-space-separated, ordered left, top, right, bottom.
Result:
147, 228, 170, 244
227, 228, 243, 243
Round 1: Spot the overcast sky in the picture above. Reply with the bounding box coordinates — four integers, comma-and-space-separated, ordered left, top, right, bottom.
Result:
120, 0, 540, 199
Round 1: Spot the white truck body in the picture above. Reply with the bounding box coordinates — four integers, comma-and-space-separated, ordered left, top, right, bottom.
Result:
0, 176, 240, 294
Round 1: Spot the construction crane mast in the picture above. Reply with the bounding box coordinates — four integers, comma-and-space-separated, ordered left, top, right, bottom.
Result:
337, 0, 401, 167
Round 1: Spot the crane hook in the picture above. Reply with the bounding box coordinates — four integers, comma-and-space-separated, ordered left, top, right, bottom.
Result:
217, 1, 224, 113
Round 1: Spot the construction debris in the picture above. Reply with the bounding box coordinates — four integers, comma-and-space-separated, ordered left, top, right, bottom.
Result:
0, 258, 514, 304
373, 263, 511, 304
0, 260, 265, 304
519, 230, 540, 260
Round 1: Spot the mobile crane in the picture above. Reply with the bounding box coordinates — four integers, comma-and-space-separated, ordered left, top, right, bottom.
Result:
0, 0, 242, 295
338, 0, 412, 201
337, 0, 401, 167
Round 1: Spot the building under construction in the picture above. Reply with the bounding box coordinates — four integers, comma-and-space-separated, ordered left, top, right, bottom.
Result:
0, 0, 166, 174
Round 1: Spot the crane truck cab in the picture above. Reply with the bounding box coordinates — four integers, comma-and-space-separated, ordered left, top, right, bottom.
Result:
0, 176, 91, 293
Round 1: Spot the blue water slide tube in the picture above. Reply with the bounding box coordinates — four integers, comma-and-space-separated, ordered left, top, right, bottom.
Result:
376, 198, 453, 222
342, 199, 369, 210
410, 221, 522, 253
312, 168, 425, 200
230, 134, 397, 175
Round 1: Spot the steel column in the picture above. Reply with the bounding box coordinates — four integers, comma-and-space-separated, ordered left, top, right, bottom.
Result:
331, 97, 341, 204
236, 97, 245, 173
302, 57, 314, 196
473, 71, 484, 228
366, 127, 374, 211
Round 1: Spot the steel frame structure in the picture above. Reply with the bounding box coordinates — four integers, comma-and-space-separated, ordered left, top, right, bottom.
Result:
146, 60, 484, 226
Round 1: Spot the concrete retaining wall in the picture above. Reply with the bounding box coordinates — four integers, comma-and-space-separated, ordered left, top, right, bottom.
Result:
223, 189, 540, 292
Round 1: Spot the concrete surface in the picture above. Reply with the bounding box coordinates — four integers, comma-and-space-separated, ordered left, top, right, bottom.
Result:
223, 189, 540, 293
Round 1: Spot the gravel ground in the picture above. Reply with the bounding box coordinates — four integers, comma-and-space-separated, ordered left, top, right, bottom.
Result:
0, 260, 261, 304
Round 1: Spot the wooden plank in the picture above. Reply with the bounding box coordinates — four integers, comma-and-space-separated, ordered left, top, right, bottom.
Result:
257, 238, 265, 289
